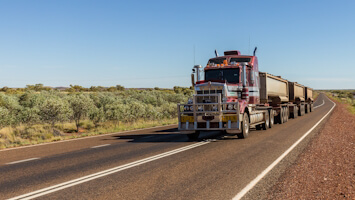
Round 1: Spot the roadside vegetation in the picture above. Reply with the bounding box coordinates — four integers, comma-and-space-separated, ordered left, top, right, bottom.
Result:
321, 90, 355, 114
0, 84, 193, 149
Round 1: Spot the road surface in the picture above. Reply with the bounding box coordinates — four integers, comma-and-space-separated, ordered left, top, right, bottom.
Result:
0, 93, 334, 200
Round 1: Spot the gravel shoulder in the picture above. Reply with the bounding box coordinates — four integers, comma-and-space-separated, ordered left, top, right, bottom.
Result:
267, 97, 355, 199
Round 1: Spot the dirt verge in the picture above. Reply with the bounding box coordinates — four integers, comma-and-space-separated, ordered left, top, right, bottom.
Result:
267, 98, 355, 199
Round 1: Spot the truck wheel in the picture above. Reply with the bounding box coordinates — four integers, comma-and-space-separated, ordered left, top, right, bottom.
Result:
269, 110, 274, 128
279, 108, 284, 124
293, 106, 298, 119
262, 111, 269, 130
283, 107, 287, 122
299, 105, 303, 116
310, 103, 313, 112
237, 113, 250, 139
286, 107, 289, 122
187, 131, 200, 141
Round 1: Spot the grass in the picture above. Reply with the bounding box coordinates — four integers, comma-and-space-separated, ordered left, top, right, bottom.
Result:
324, 91, 355, 115
0, 118, 178, 149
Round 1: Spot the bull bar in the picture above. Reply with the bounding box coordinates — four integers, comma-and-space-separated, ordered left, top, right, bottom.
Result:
177, 93, 241, 131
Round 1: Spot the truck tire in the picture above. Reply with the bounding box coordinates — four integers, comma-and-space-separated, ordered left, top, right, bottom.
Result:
299, 105, 303, 116
284, 107, 288, 122
237, 113, 250, 139
286, 107, 289, 121
293, 106, 298, 119
279, 108, 284, 124
269, 109, 274, 128
262, 111, 269, 130
310, 103, 313, 112
187, 131, 200, 141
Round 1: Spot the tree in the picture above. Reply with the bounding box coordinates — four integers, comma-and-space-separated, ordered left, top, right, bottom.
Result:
67, 94, 94, 132
0, 107, 10, 129
38, 96, 72, 128
116, 85, 125, 91
89, 107, 106, 127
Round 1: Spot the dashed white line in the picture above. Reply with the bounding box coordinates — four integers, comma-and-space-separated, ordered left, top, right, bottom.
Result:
6, 158, 40, 165
91, 144, 111, 149
8, 141, 210, 200
232, 95, 335, 200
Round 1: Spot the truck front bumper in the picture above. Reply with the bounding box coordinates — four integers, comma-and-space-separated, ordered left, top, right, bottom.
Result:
178, 93, 241, 133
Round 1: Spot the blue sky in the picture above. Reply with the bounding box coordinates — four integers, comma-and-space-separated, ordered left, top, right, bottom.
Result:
0, 0, 354, 89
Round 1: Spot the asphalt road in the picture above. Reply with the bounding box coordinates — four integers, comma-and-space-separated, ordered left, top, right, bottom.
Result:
0, 93, 334, 200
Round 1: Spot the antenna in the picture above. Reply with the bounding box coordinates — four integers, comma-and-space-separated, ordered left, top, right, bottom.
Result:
193, 45, 195, 65
248, 36, 250, 55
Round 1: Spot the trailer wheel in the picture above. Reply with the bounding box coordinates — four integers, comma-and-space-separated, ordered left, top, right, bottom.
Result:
293, 106, 298, 119
237, 113, 250, 139
299, 105, 303, 116
286, 107, 289, 122
262, 111, 269, 130
187, 131, 200, 141
269, 110, 274, 128
279, 108, 284, 124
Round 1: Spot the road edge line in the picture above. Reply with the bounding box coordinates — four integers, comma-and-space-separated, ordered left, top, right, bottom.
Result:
232, 94, 336, 200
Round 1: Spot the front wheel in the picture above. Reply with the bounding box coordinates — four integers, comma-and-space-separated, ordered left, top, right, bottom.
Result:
237, 113, 250, 139
187, 131, 200, 141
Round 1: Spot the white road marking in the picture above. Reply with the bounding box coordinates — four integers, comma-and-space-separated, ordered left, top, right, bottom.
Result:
314, 100, 325, 109
233, 95, 335, 200
0, 124, 176, 152
8, 141, 210, 200
91, 144, 111, 149
6, 158, 40, 165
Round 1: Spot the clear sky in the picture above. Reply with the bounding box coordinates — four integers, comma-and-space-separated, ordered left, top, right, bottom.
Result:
0, 0, 354, 89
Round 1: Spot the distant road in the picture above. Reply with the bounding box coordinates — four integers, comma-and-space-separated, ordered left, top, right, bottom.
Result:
0, 94, 334, 200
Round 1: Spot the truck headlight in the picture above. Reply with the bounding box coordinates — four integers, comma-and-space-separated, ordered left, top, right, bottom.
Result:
198, 106, 203, 111
190, 106, 194, 111
227, 104, 234, 110
184, 106, 190, 111
233, 104, 237, 110
212, 105, 218, 111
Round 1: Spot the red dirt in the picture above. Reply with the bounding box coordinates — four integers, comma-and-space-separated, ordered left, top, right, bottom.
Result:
268, 98, 355, 199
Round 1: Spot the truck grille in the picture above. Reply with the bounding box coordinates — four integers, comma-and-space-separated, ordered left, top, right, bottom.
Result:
196, 90, 223, 104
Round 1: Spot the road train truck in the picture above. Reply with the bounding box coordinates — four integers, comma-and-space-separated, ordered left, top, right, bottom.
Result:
177, 49, 314, 140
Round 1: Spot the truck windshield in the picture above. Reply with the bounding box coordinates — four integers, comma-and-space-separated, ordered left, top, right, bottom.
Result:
205, 68, 239, 83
